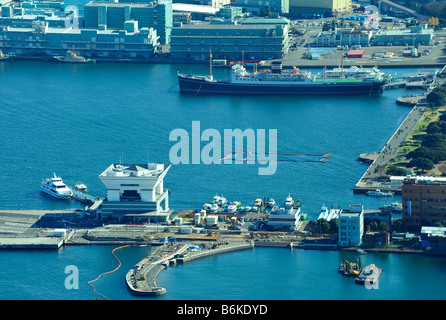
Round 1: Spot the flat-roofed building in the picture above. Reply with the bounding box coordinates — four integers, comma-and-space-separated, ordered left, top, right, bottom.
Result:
172, 3, 219, 20
316, 27, 372, 47
98, 163, 172, 223
338, 204, 364, 247
233, 0, 289, 15
84, 0, 172, 44
0, 22, 158, 59
216, 5, 243, 20
169, 18, 290, 61
372, 25, 434, 46
289, 0, 351, 15
402, 178, 446, 227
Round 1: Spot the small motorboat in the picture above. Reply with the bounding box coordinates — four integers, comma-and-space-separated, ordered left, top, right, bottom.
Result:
366, 189, 393, 197
227, 204, 237, 213
75, 182, 87, 192
267, 199, 276, 208
357, 249, 367, 255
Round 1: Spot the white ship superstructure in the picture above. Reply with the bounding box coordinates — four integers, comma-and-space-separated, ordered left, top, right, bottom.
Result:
41, 173, 73, 199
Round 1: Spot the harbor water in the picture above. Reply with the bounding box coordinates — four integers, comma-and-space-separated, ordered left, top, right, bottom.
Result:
0, 61, 445, 299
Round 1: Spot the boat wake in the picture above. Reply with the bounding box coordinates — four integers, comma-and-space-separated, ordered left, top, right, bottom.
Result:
220, 152, 331, 163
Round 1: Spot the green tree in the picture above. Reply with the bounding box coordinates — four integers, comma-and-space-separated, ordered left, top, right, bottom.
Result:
427, 86, 446, 107
379, 222, 389, 231
317, 219, 330, 233
369, 221, 378, 231
386, 165, 408, 176
260, 7, 270, 17
393, 219, 403, 233
329, 218, 338, 232
308, 220, 317, 228
409, 157, 435, 171
407, 146, 438, 162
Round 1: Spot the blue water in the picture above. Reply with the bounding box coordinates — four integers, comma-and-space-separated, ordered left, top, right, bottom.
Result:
0, 61, 445, 300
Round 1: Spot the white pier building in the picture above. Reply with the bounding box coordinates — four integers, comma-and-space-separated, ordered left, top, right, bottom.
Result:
99, 163, 172, 223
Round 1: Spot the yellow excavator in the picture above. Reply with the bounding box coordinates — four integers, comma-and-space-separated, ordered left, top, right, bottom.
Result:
339, 258, 362, 276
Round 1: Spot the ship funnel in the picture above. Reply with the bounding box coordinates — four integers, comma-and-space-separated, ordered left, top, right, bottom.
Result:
271, 61, 282, 74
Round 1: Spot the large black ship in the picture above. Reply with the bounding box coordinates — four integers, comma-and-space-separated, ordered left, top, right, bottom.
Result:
177, 61, 389, 96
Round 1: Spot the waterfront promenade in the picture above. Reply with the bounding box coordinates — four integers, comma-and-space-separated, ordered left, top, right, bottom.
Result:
353, 84, 435, 194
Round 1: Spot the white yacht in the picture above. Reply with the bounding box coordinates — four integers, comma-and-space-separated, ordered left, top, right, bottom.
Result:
41, 173, 73, 199
285, 194, 293, 208
366, 189, 393, 197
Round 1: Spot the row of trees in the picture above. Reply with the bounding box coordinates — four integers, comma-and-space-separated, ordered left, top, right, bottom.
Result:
427, 84, 446, 107
405, 113, 446, 171
307, 218, 390, 233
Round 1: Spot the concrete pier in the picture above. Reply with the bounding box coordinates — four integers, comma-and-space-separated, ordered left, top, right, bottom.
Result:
353, 87, 432, 194
125, 241, 253, 296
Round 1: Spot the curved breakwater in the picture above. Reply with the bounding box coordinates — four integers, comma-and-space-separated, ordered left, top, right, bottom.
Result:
125, 241, 254, 296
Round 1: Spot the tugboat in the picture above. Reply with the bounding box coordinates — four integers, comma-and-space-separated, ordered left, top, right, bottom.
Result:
41, 173, 73, 199
54, 46, 95, 63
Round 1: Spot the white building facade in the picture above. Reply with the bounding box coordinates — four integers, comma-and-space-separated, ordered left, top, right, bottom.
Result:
99, 163, 172, 223
338, 204, 364, 247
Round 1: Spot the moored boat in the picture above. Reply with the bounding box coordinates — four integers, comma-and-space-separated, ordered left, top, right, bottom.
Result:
41, 173, 73, 199
267, 199, 276, 208
75, 182, 87, 192
177, 61, 388, 96
227, 204, 237, 213
54, 46, 95, 63
380, 202, 402, 213
366, 189, 393, 197
0, 49, 14, 61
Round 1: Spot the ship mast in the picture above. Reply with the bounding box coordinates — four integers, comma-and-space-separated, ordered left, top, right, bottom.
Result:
209, 48, 213, 81
341, 55, 344, 80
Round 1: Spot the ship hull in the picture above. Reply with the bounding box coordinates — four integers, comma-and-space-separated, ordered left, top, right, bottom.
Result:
53, 57, 95, 63
178, 75, 385, 96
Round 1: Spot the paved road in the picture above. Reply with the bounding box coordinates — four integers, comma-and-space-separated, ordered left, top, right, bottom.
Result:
355, 88, 432, 190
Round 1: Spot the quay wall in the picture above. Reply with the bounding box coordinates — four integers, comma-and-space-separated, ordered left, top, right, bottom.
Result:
125, 264, 167, 297
11, 55, 446, 68
177, 242, 254, 264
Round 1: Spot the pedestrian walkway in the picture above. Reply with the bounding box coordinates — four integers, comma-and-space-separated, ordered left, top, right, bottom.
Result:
354, 88, 432, 193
